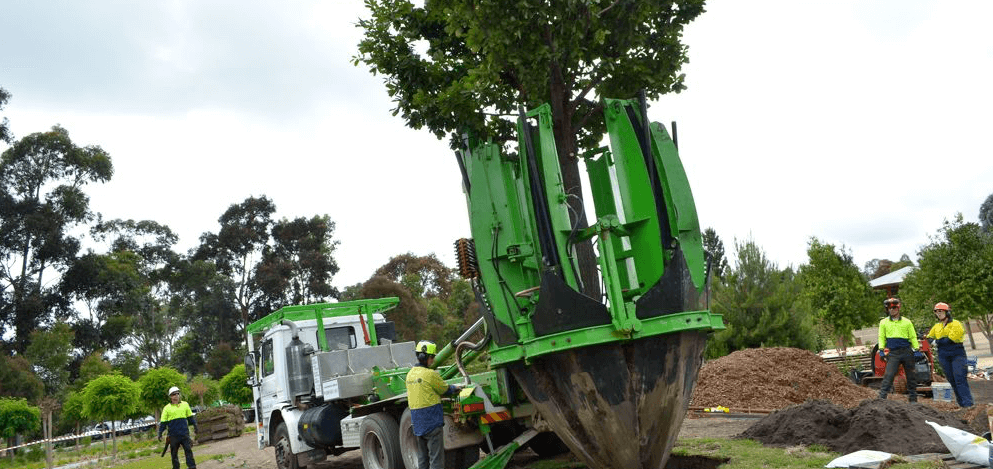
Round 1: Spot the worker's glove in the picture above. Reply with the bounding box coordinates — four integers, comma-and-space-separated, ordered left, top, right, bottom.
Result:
194, 426, 199, 435
878, 349, 887, 361
913, 350, 925, 359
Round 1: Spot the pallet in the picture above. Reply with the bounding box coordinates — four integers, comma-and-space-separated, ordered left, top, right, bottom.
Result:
849, 452, 986, 468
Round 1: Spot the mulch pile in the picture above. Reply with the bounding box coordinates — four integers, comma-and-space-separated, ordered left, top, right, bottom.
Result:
689, 347, 989, 455
740, 399, 972, 455
690, 347, 877, 410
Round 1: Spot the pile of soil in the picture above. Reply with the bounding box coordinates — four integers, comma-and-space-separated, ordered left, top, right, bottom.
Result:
740, 399, 973, 455
690, 347, 877, 410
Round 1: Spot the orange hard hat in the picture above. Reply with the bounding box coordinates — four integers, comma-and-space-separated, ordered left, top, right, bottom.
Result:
933, 302, 950, 312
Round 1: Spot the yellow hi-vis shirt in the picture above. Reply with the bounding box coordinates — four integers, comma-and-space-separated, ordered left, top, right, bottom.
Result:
878, 316, 919, 350
405, 366, 450, 410
927, 320, 965, 343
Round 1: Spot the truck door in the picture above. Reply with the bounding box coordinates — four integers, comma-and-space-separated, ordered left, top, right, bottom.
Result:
258, 337, 279, 444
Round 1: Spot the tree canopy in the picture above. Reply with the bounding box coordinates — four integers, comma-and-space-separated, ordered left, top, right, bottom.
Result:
0, 125, 113, 353
356, 0, 705, 297
220, 364, 252, 407
901, 214, 993, 353
0, 397, 40, 454
799, 238, 880, 350
81, 373, 139, 456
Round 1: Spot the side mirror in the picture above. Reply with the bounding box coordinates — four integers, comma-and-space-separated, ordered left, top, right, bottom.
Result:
245, 352, 259, 386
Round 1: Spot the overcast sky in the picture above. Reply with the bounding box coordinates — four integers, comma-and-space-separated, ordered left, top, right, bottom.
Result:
2, 1, 991, 289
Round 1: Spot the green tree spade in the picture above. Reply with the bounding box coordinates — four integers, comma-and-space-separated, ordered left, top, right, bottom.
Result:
798, 238, 880, 352
81, 373, 139, 457
0, 125, 113, 353
356, 0, 705, 297
0, 397, 40, 460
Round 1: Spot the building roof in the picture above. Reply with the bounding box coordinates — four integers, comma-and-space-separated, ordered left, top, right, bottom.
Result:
869, 265, 915, 288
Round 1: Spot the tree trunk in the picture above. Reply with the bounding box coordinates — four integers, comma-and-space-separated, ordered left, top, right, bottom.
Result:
43, 408, 52, 469
965, 319, 976, 350
548, 86, 602, 300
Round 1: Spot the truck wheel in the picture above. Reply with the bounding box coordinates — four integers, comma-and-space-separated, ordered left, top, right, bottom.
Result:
398, 409, 420, 469
275, 422, 300, 469
359, 412, 403, 469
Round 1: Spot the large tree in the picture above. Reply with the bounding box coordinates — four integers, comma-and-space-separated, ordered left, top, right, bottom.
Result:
706, 238, 820, 358
255, 215, 340, 309
901, 214, 993, 353
980, 192, 993, 233
0, 125, 113, 352
356, 0, 705, 297
0, 397, 40, 459
194, 196, 276, 337
0, 87, 11, 144
799, 238, 880, 352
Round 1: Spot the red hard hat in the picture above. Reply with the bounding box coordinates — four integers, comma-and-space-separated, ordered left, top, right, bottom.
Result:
933, 302, 950, 312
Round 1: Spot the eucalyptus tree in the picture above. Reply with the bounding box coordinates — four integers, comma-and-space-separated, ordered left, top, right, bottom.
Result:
702, 227, 729, 283
194, 196, 276, 337
254, 215, 340, 309
0, 86, 11, 144
0, 125, 113, 352
356, 0, 706, 297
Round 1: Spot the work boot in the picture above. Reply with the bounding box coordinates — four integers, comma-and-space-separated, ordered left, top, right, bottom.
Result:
878, 392, 887, 400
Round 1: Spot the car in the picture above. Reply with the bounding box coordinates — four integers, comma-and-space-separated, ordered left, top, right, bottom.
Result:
135, 416, 157, 432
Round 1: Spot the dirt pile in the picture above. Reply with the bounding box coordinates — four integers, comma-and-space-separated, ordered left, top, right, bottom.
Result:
741, 399, 973, 455
690, 347, 877, 410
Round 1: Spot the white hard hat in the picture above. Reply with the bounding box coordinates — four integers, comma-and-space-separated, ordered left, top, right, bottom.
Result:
168, 386, 180, 396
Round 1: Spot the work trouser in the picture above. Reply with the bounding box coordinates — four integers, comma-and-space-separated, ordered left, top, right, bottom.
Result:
938, 349, 974, 407
878, 347, 917, 401
416, 425, 444, 469
169, 434, 196, 469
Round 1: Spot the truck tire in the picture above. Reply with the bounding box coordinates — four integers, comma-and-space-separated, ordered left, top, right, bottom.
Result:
360, 412, 403, 469
274, 422, 300, 469
398, 409, 419, 469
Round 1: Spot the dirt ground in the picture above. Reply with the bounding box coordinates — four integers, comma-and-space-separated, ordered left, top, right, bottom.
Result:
186, 414, 752, 469
190, 349, 993, 469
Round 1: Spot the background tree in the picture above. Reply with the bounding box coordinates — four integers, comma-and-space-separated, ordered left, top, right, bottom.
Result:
706, 238, 820, 358
0, 355, 43, 401
219, 364, 252, 407
981, 192, 993, 233
205, 342, 242, 381
136, 367, 187, 421
72, 352, 112, 392
356, 0, 705, 298
0, 397, 40, 459
0, 125, 113, 353
798, 238, 880, 352
901, 214, 993, 353
0, 87, 11, 144
81, 373, 139, 457
254, 215, 340, 310
193, 195, 275, 338
189, 376, 220, 408
60, 391, 86, 448
166, 258, 240, 375
702, 227, 729, 283
23, 322, 74, 396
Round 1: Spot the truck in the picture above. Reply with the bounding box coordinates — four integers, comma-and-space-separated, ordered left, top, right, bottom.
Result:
245, 95, 725, 469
